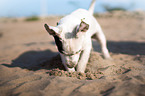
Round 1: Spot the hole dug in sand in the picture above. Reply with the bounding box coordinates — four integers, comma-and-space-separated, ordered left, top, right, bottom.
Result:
40, 52, 130, 80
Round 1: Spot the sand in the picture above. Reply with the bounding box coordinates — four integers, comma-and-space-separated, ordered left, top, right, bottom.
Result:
0, 11, 145, 96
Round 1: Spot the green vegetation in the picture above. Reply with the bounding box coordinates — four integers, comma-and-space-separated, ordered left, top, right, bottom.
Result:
103, 5, 126, 12
94, 13, 101, 18
25, 16, 40, 21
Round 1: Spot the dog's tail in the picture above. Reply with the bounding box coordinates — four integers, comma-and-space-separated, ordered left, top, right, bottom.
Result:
88, 0, 96, 15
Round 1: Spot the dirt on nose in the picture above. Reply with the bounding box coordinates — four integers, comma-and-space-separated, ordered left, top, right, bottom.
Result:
66, 62, 76, 68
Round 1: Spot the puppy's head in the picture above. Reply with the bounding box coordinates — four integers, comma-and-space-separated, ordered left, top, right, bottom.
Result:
44, 21, 89, 69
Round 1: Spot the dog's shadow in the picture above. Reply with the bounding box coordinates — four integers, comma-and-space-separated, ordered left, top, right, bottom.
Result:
108, 41, 145, 55
92, 40, 145, 55
2, 49, 65, 71
2, 40, 145, 71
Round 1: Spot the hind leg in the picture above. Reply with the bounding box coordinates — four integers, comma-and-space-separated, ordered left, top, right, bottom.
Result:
93, 30, 111, 59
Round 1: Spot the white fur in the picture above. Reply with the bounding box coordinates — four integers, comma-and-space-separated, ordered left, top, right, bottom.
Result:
45, 0, 111, 73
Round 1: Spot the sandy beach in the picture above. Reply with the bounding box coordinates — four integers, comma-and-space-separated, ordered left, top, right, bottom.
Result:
0, 11, 145, 96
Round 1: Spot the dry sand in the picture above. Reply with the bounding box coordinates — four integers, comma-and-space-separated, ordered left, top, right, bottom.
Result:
0, 11, 145, 96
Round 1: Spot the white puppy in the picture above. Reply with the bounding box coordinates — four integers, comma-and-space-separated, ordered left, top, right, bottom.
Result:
44, 0, 111, 73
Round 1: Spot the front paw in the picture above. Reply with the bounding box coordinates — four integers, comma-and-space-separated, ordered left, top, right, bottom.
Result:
104, 54, 113, 60
67, 68, 75, 72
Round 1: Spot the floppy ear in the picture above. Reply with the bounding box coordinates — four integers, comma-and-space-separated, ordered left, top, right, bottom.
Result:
78, 21, 89, 32
44, 24, 59, 36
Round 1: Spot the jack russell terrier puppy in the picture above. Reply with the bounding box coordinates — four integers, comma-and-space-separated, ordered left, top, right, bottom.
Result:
44, 0, 111, 73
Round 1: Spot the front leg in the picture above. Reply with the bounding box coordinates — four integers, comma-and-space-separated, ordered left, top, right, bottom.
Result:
77, 44, 92, 73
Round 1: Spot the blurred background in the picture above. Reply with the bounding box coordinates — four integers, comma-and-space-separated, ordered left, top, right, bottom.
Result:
0, 0, 145, 17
